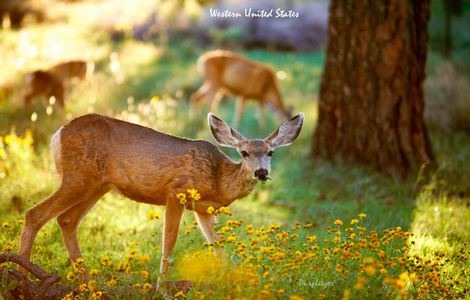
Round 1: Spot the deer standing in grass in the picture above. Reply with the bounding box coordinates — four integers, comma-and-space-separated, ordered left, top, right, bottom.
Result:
18, 112, 303, 285
192, 50, 292, 128
23, 60, 93, 109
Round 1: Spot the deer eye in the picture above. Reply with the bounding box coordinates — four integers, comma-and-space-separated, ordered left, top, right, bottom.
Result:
240, 151, 249, 158
267, 150, 274, 157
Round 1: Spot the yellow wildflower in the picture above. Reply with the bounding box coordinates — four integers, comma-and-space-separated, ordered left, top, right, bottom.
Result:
187, 188, 201, 201
218, 206, 233, 215
359, 213, 367, 218
334, 219, 343, 225
206, 206, 215, 214
141, 270, 149, 280
142, 283, 152, 292
307, 235, 317, 243
177, 193, 187, 205
93, 291, 102, 298
175, 290, 186, 298
107, 277, 117, 287
355, 276, 366, 289
350, 219, 359, 225
66, 272, 75, 281
88, 280, 97, 291
2, 243, 15, 252
100, 255, 111, 266
364, 265, 376, 276
79, 283, 88, 292
139, 255, 150, 264
147, 211, 160, 221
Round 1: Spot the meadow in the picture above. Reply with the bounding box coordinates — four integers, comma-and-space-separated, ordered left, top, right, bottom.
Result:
0, 1, 469, 299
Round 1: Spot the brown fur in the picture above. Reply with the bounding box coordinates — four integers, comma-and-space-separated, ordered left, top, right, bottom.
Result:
22, 60, 91, 109
18, 113, 303, 285
192, 50, 292, 127
23, 71, 65, 109
48, 60, 89, 81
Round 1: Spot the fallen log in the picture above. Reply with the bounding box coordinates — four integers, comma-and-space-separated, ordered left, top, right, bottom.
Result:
0, 253, 193, 299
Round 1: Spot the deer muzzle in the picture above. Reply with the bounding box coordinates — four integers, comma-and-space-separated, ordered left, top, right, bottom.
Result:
254, 169, 269, 181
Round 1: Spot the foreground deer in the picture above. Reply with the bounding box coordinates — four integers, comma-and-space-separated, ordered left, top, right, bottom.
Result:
23, 60, 93, 109
18, 112, 303, 285
192, 50, 292, 128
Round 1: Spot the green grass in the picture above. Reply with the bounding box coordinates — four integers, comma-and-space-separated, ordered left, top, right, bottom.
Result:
1, 1, 469, 299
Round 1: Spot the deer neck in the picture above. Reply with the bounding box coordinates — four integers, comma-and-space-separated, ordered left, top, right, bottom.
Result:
218, 159, 258, 205
267, 87, 288, 119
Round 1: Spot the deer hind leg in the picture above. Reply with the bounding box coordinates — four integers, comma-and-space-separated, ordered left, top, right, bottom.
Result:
191, 83, 211, 104
23, 91, 34, 108
195, 212, 222, 255
18, 183, 87, 274
53, 82, 65, 110
56, 186, 108, 279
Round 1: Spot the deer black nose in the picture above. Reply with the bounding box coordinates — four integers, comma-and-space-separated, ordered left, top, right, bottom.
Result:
254, 169, 269, 180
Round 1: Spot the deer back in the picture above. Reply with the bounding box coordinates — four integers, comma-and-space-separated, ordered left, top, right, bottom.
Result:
48, 61, 88, 81
57, 114, 234, 206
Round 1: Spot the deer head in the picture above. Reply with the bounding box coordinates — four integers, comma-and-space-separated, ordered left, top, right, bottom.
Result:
208, 113, 304, 181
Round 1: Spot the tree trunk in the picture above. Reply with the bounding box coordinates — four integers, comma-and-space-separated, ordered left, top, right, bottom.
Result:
311, 0, 434, 177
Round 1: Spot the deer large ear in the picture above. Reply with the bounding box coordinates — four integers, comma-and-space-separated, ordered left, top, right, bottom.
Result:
208, 113, 246, 148
264, 113, 304, 148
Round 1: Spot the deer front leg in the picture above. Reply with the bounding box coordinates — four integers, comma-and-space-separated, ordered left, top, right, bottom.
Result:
210, 90, 224, 113
232, 96, 246, 128
159, 199, 184, 285
257, 103, 266, 129
195, 212, 218, 244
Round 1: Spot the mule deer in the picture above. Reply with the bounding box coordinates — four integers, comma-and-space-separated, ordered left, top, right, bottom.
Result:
192, 50, 292, 128
23, 71, 65, 109
23, 60, 93, 109
18, 112, 303, 285
48, 60, 93, 83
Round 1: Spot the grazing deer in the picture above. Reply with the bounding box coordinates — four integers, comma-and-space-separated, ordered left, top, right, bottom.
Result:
18, 112, 303, 286
23, 60, 93, 109
48, 60, 93, 83
192, 50, 292, 128
23, 71, 65, 109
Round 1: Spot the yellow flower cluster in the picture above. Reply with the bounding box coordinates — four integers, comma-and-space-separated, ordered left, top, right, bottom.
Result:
176, 188, 202, 207
1, 209, 466, 299
206, 206, 233, 216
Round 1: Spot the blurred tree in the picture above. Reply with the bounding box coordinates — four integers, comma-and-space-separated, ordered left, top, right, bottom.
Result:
311, 0, 434, 177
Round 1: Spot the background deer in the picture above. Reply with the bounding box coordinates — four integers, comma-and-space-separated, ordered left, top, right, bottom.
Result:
22, 60, 93, 109
23, 70, 65, 109
192, 50, 292, 128
18, 112, 303, 285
